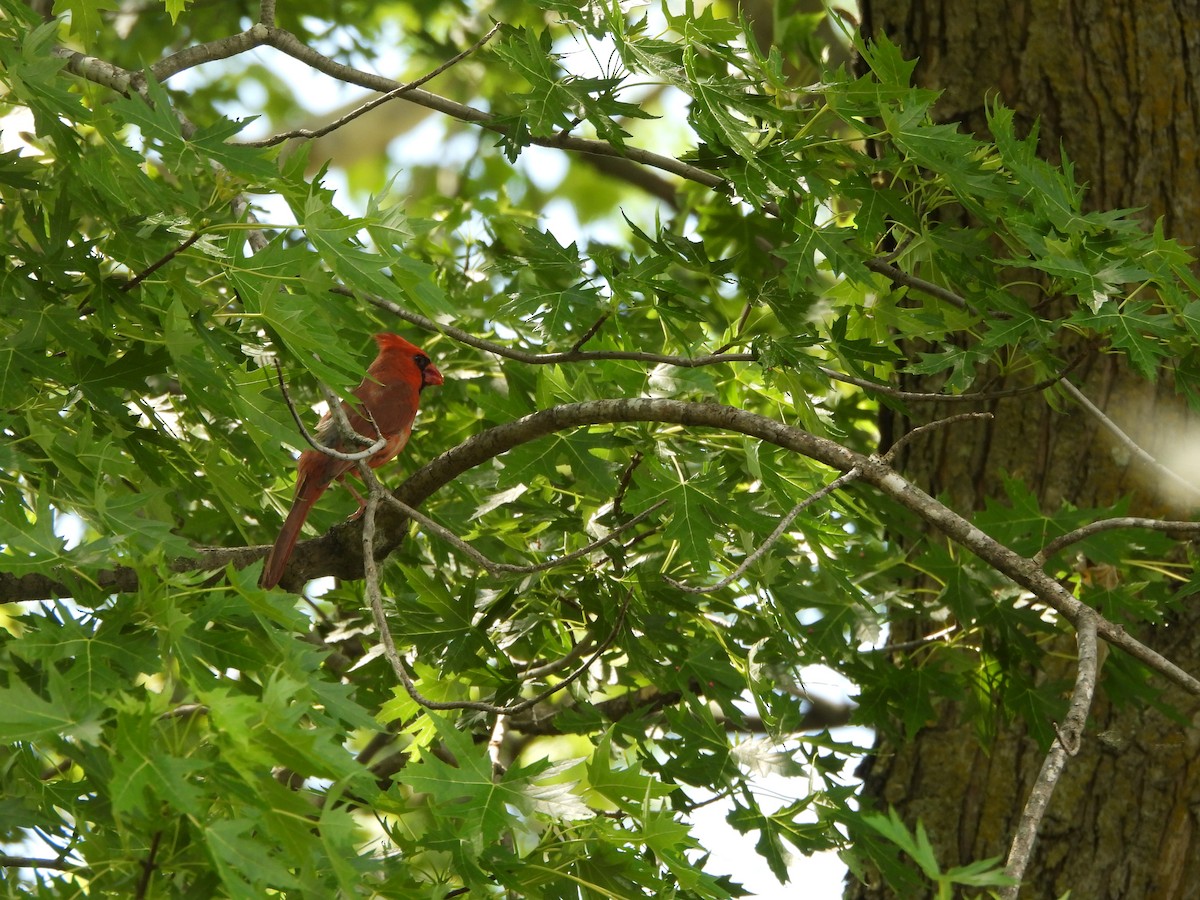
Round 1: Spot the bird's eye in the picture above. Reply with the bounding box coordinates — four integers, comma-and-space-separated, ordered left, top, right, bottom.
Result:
415, 354, 430, 369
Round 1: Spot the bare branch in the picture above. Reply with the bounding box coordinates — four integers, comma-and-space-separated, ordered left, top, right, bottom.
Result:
151, 24, 270, 83
568, 313, 611, 353
881, 412, 993, 464
1061, 380, 1200, 501
1036, 516, 1200, 566
665, 468, 860, 593
51, 46, 137, 95
259, 0, 276, 26
612, 452, 644, 521
866, 624, 960, 654
1002, 611, 1100, 897
245, 22, 503, 149
517, 634, 597, 681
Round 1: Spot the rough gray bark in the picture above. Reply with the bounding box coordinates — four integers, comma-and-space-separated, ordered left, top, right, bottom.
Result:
849, 2, 1200, 897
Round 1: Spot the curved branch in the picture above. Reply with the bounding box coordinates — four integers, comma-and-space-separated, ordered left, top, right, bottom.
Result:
259, 27, 729, 192
881, 412, 993, 463
244, 23, 503, 149
1062, 380, 1200, 501
1002, 611, 1100, 897
10, 399, 1200, 697
665, 468, 860, 593
1036, 516, 1200, 566
151, 24, 269, 82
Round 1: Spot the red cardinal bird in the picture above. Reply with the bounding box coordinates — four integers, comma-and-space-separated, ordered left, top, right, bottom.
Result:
259, 333, 443, 590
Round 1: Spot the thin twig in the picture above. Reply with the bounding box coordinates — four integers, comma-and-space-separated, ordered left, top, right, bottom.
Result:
259, 0, 276, 26
244, 22, 503, 149
0, 855, 79, 871
361, 475, 631, 714
379, 485, 667, 576
1061, 380, 1200, 501
361, 487, 460, 707
863, 258, 979, 314
818, 358, 1080, 404
866, 624, 960, 654
665, 468, 860, 593
120, 232, 202, 291
343, 286, 755, 367
612, 452, 644, 521
568, 313, 611, 353
517, 634, 597, 680
880, 233, 916, 263
1035, 517, 1200, 566
1001, 610, 1100, 897
881, 412, 994, 464
711, 300, 755, 354
346, 284, 1077, 401
261, 27, 731, 192
271, 359, 388, 462
158, 703, 208, 721
134, 831, 162, 900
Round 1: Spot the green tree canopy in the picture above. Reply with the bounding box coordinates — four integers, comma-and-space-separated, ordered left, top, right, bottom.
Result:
2, 1, 1199, 896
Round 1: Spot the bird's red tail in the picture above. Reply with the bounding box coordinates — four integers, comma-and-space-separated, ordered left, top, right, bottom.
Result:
259, 492, 319, 590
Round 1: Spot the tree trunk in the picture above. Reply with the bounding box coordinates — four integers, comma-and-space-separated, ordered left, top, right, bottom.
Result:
850, 2, 1200, 897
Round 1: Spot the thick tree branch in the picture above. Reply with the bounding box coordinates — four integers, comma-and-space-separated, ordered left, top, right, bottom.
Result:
287, 399, 1200, 695
151, 24, 269, 82
8, 399, 1196, 695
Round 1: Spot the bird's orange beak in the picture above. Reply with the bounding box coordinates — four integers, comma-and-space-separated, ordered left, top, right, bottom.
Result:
423, 362, 444, 388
